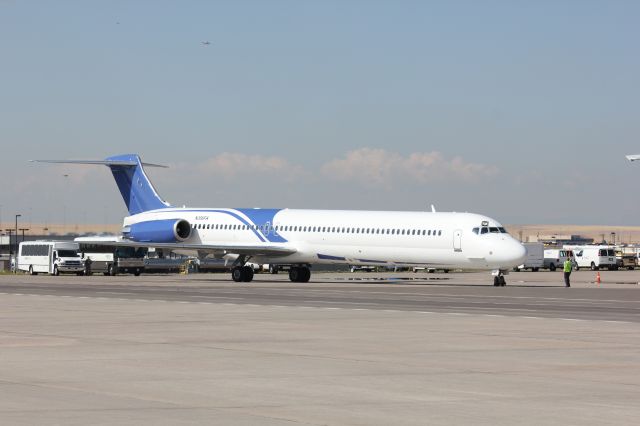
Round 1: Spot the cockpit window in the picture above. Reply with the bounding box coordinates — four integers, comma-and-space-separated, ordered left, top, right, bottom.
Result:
489, 227, 500, 233
480, 227, 489, 234
472, 227, 479, 235
498, 227, 507, 233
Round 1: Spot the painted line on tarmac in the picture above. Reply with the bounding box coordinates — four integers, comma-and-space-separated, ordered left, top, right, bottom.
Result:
0, 292, 635, 324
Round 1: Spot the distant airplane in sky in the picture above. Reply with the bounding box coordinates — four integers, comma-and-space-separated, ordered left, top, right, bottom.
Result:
33, 154, 526, 285
201, 41, 211, 46
626, 154, 640, 162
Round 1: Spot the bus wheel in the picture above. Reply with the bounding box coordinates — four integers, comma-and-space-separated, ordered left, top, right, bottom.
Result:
53, 266, 59, 276
590, 262, 597, 271
108, 264, 117, 276
76, 271, 84, 276
29, 266, 37, 276
134, 269, 141, 276
549, 263, 556, 272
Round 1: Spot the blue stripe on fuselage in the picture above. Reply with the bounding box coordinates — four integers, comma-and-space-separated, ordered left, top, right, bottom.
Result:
160, 208, 286, 243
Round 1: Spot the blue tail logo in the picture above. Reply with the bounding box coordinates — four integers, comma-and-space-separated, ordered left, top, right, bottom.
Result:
106, 154, 170, 215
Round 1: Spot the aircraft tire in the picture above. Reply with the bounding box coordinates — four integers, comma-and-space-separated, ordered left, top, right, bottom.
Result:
289, 267, 300, 282
300, 267, 311, 283
231, 267, 243, 282
241, 266, 254, 282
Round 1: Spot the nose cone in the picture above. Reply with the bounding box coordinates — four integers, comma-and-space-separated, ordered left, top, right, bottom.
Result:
489, 238, 526, 268
506, 240, 527, 267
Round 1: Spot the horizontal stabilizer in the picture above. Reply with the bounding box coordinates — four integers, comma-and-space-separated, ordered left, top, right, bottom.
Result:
30, 159, 168, 168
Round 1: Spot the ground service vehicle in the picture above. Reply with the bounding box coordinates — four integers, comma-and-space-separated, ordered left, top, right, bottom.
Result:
515, 242, 544, 271
77, 239, 147, 276
543, 249, 575, 271
614, 247, 636, 270
17, 241, 85, 276
571, 246, 617, 271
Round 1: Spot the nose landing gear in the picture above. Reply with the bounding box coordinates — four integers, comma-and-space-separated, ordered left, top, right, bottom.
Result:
492, 270, 507, 286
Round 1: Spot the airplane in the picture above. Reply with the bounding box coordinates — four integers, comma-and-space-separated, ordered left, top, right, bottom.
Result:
201, 41, 211, 46
33, 154, 526, 286
626, 154, 640, 162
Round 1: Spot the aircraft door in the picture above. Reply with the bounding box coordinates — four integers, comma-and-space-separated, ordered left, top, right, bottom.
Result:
453, 229, 462, 252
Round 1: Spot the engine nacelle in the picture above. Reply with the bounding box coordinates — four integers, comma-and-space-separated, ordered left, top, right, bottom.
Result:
124, 219, 192, 243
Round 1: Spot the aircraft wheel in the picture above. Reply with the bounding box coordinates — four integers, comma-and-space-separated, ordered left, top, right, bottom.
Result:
301, 267, 311, 282
289, 267, 301, 282
231, 267, 243, 282
242, 266, 254, 282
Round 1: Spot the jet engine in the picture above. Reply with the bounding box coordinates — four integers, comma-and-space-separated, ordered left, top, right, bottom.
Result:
124, 219, 192, 243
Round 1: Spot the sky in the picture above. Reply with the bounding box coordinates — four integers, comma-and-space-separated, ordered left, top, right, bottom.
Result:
1, 0, 639, 227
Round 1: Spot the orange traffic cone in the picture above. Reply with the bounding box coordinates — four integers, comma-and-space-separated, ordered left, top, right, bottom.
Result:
596, 271, 601, 285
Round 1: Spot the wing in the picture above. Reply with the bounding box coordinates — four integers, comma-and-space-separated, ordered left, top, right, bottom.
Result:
77, 240, 296, 257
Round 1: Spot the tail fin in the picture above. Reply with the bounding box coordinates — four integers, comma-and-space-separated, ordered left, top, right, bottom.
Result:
32, 154, 171, 215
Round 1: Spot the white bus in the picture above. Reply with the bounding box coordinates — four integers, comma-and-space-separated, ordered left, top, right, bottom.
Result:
76, 237, 147, 276
18, 241, 85, 276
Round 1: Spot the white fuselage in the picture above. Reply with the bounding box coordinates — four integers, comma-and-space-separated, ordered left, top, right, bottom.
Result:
123, 208, 526, 270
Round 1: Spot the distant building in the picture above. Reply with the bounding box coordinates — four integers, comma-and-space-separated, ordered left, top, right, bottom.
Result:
526, 234, 593, 246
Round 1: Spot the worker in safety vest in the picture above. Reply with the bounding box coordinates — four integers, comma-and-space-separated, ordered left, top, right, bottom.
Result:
563, 258, 572, 287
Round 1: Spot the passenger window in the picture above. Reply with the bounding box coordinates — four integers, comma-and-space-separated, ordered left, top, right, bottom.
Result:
438, 230, 442, 236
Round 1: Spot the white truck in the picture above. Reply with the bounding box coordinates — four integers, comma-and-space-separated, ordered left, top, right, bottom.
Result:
569, 245, 617, 271
514, 242, 544, 271
543, 248, 575, 271
17, 241, 85, 276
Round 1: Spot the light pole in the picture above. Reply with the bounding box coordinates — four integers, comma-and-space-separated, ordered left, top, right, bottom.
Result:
15, 214, 21, 271
19, 228, 29, 243
5, 229, 13, 266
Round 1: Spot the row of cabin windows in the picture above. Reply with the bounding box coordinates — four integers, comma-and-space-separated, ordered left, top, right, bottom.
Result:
193, 222, 443, 236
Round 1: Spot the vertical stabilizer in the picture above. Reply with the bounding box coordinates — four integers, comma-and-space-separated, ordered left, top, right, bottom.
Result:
105, 154, 170, 215
32, 154, 171, 215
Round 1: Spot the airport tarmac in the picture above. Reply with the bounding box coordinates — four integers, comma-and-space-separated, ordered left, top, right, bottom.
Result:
0, 271, 639, 425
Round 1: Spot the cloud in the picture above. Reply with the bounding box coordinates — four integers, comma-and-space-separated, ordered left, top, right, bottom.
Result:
168, 153, 305, 182
321, 148, 498, 188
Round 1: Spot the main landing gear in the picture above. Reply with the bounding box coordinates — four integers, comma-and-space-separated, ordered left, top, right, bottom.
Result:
231, 265, 254, 282
231, 255, 255, 282
493, 270, 507, 286
289, 265, 311, 283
